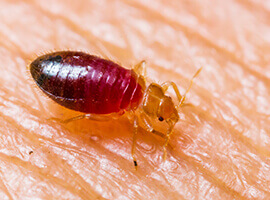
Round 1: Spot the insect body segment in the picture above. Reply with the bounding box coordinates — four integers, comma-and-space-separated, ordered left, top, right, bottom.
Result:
30, 51, 201, 169
30, 51, 145, 114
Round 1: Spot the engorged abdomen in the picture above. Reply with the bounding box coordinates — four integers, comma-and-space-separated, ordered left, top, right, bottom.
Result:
30, 51, 145, 114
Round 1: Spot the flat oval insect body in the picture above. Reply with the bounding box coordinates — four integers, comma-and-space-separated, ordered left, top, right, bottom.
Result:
30, 51, 201, 168
30, 51, 146, 114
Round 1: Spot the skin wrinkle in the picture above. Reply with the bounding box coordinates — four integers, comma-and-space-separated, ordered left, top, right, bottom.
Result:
0, 102, 78, 155
235, 0, 270, 32
127, 0, 270, 78
0, 153, 100, 200
170, 138, 246, 199
38, 6, 117, 54
40, 125, 169, 198
161, 66, 270, 159
0, 111, 104, 198
171, 122, 268, 198
169, 159, 244, 199
0, 0, 269, 199
0, 114, 52, 158
0, 174, 14, 200
194, 97, 270, 158
31, 1, 133, 54
31, 2, 132, 65
159, 158, 231, 199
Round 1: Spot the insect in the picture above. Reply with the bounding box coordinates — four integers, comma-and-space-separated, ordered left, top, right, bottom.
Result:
30, 51, 201, 169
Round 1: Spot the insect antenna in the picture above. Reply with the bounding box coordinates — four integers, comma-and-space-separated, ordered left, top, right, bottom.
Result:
177, 67, 202, 109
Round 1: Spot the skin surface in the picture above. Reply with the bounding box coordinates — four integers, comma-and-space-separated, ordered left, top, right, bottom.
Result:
0, 0, 269, 199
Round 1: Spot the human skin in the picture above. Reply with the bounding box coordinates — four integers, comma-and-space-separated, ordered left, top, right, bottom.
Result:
0, 0, 270, 199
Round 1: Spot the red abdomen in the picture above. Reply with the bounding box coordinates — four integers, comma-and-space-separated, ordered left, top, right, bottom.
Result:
30, 51, 145, 114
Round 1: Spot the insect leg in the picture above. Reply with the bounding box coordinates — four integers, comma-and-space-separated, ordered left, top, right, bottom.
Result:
162, 67, 202, 108
161, 81, 183, 105
162, 123, 175, 161
132, 114, 139, 170
133, 60, 147, 76
140, 112, 175, 161
50, 114, 111, 124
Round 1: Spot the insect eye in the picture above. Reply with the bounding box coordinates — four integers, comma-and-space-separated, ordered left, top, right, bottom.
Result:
158, 116, 164, 122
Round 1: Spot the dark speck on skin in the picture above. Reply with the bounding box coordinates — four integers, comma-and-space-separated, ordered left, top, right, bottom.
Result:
29, 151, 33, 155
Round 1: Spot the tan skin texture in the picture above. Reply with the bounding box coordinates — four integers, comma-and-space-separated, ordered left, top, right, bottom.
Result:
0, 0, 270, 199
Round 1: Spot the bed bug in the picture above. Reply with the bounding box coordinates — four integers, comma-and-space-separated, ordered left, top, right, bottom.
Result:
30, 51, 201, 169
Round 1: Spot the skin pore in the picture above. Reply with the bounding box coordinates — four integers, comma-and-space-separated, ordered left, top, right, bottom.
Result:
0, 0, 270, 199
